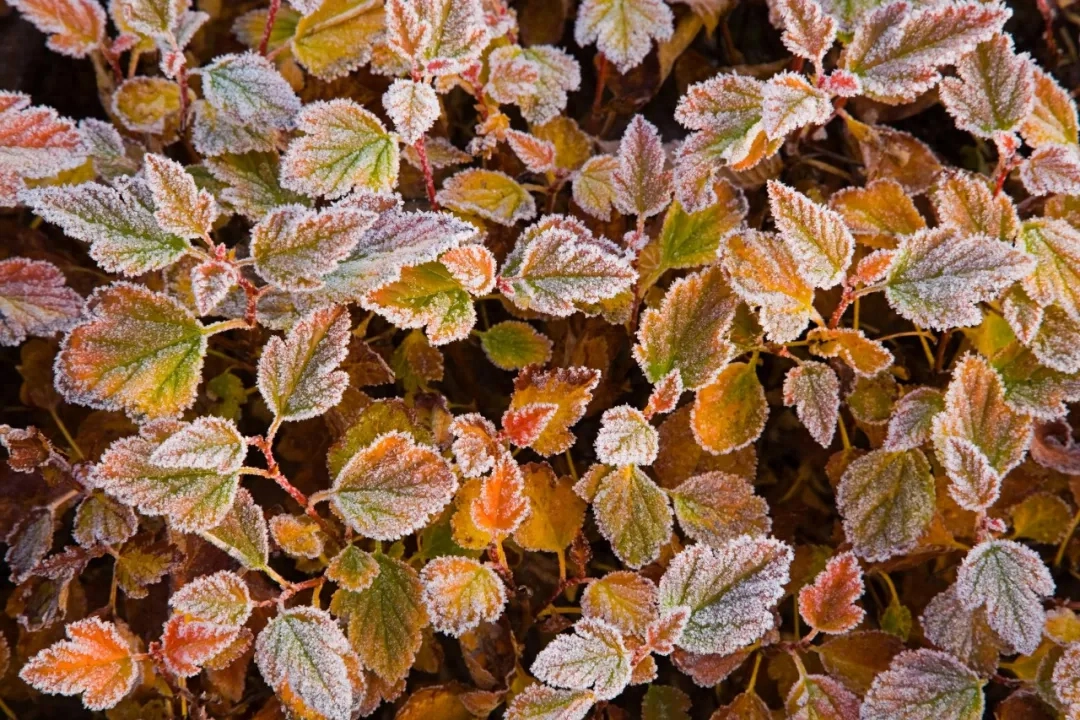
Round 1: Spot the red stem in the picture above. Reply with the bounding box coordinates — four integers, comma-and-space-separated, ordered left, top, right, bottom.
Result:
413, 136, 439, 208
259, 0, 281, 56
829, 286, 854, 329
591, 54, 609, 117
176, 61, 191, 133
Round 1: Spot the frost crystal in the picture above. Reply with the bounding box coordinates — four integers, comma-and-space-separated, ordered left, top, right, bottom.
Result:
775, 0, 837, 67
9, 0, 106, 57
449, 413, 502, 478
144, 153, 218, 240
198, 52, 300, 128
862, 649, 985, 720
612, 115, 672, 220
768, 180, 855, 289
486, 45, 581, 125
761, 73, 833, 143
1017, 218, 1080, 322
0, 258, 83, 347
420, 556, 507, 637
1022, 68, 1079, 148
382, 79, 439, 146
1053, 644, 1080, 715
171, 570, 252, 627
594, 405, 659, 467
531, 617, 633, 701
0, 92, 86, 178
920, 584, 1007, 675
581, 571, 659, 636
884, 387, 944, 450
798, 551, 865, 634
931, 170, 1019, 241
506, 684, 595, 720
939, 34, 1034, 139
150, 415, 245, 473
592, 465, 673, 568
783, 361, 840, 448
669, 471, 771, 548
722, 230, 816, 342
506, 130, 557, 174
190, 259, 237, 316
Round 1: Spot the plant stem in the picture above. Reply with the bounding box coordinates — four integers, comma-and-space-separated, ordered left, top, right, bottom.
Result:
413, 136, 439, 208
1055, 508, 1080, 567
259, 0, 282, 56
203, 318, 252, 336
49, 407, 84, 460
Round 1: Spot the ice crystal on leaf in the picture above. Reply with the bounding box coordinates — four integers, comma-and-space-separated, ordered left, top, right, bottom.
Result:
190, 259, 237, 316
0, 96, 85, 192
420, 556, 507, 637
382, 79, 439, 146
761, 74, 833, 143
10, 0, 106, 57
270, 513, 325, 559
486, 45, 581, 125
0, 258, 83, 347
72, 491, 137, 548
1022, 144, 1080, 198
783, 361, 841, 448
768, 180, 855, 289
291, 0, 384, 81
669, 471, 771, 548
436, 168, 537, 226
1022, 68, 1079, 148
191, 99, 277, 158
884, 387, 944, 450
205, 151, 307, 222
954, 539, 1054, 655
149, 415, 245, 473
20, 617, 139, 711
786, 674, 860, 720
581, 571, 659, 636
592, 465, 673, 568
775, 0, 837, 68
574, 0, 674, 74
504, 365, 600, 456
1053, 644, 1080, 716
531, 617, 633, 701
798, 551, 865, 635
257, 304, 350, 423
506, 684, 595, 720
478, 321, 554, 371
1017, 218, 1080, 322
143, 153, 218, 240
806, 328, 893, 378
161, 615, 239, 678
572, 155, 618, 221
281, 99, 399, 199
691, 362, 769, 455
255, 606, 363, 720
595, 406, 659, 467
198, 52, 299, 129
931, 170, 1019, 241
506, 130, 557, 174
471, 454, 529, 537
829, 178, 926, 247
202, 487, 269, 571
449, 413, 502, 478
920, 585, 1007, 676
171, 570, 252, 627
863, 649, 985, 720
722, 230, 817, 342
658, 537, 792, 655
118, 0, 178, 38
939, 34, 1034, 140
883, 228, 1034, 330
326, 545, 380, 593
612, 116, 671, 221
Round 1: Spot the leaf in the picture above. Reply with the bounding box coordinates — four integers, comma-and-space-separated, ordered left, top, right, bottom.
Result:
326, 545, 381, 592
198, 52, 300, 128
581, 571, 658, 635
1017, 218, 1080, 322
837, 448, 935, 561
884, 228, 1034, 330
829, 178, 926, 248
505, 685, 595, 720
93, 421, 240, 532
479, 321, 553, 371
1022, 68, 1079, 148
657, 536, 793, 655
513, 462, 587, 553
364, 257, 483, 346
330, 431, 456, 540
761, 73, 833, 142
592, 465, 673, 568
775, 0, 837, 67
202, 488, 269, 570
19, 617, 139, 711
862, 649, 985, 720
291, 0, 384, 80
920, 585, 1005, 676
939, 34, 1034, 139
420, 556, 506, 636
787, 675, 861, 720
436, 169, 536, 226
691, 362, 768, 455
257, 305, 350, 423
931, 170, 1019, 242
118, 0, 176, 37
190, 259, 237, 316
22, 180, 190, 276
0, 94, 85, 179
768, 180, 855, 289
784, 362, 841, 448
255, 606, 363, 720
448, 413, 501, 478
612, 115, 672, 220
499, 215, 636, 318
595, 406, 658, 467
56, 283, 206, 419
504, 365, 600, 456
112, 76, 185, 136
161, 615, 239, 678
506, 130, 557, 174
634, 265, 738, 390
205, 151, 308, 222
884, 387, 944, 450
5, 508, 53, 582
669, 471, 771, 547
572, 155, 618, 221
9, 0, 106, 57
933, 354, 1032, 511
722, 230, 817, 342
487, 46, 581, 126
270, 513, 325, 559
798, 551, 865, 635
955, 539, 1054, 655
471, 454, 529, 537
191, 99, 277, 157
72, 490, 137, 548
531, 618, 633, 701
1009, 492, 1072, 544
0, 258, 83, 347
1052, 644, 1080, 713
281, 99, 399, 199
806, 328, 894, 378
383, 79, 439, 145
574, 0, 674, 73
643, 685, 691, 720
171, 570, 252, 626
840, 1, 1009, 104
150, 416, 246, 474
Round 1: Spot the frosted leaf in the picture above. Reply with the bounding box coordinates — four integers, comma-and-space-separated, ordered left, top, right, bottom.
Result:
837, 448, 934, 561
505, 684, 595, 720
840, 1, 1009, 104
1022, 69, 1079, 148
658, 537, 792, 655
670, 471, 771, 547
363, 258, 480, 345
1017, 218, 1080, 322
326, 545, 380, 592
291, 0, 384, 80
612, 115, 672, 220
644, 370, 683, 419
994, 342, 1080, 419
1031, 305, 1080, 374
382, 79, 439, 146
940, 35, 1033, 140
1052, 644, 1080, 713
506, 365, 600, 456
954, 539, 1054, 655
644, 607, 689, 657
408, 0, 488, 76
920, 585, 1007, 675
829, 178, 926, 248
9, 0, 106, 57
786, 674, 861, 720
119, 0, 176, 37
270, 513, 325, 559
255, 606, 363, 720
72, 491, 137, 548
0, 170, 25, 208
806, 328, 893, 378
768, 180, 855, 289
22, 180, 190, 276
161, 615, 239, 678
144, 154, 218, 240
56, 283, 206, 419
281, 100, 399, 199
436, 168, 536, 226
384, 0, 431, 66
205, 151, 308, 222
471, 454, 529, 536
191, 100, 277, 158
593, 465, 673, 568
403, 136, 470, 170
150, 416, 245, 474
0, 94, 86, 179
503, 403, 558, 448
775, 0, 837, 67
761, 73, 833, 142
171, 570, 252, 627
862, 649, 985, 720
783, 361, 840, 448
330, 431, 457, 540
257, 304, 350, 422
111, 76, 184, 137
479, 321, 554, 371
190, 259, 237, 316
506, 129, 557, 174
19, 617, 139, 711
595, 406, 659, 467
449, 413, 501, 478
5, 508, 53, 582
884, 387, 944, 450
202, 488, 269, 571
884, 228, 1034, 330
574, 0, 674, 73
198, 53, 300, 128
933, 354, 1032, 511
721, 230, 817, 342
581, 571, 659, 636
531, 617, 633, 701
798, 551, 865, 635
572, 155, 618, 221
931, 170, 1019, 241
252, 204, 376, 291
0, 258, 83, 347
485, 45, 581, 125
691, 362, 768, 455
420, 556, 506, 637
500, 215, 636, 318
1002, 284, 1044, 347
634, 266, 737, 390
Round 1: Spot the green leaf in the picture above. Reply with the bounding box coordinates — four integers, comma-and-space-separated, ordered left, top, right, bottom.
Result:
670, 471, 771, 548
592, 465, 673, 569
206, 151, 310, 221
862, 649, 985, 720
198, 52, 299, 127
202, 488, 269, 570
530, 618, 633, 701
643, 685, 691, 720
478, 321, 553, 371
365, 260, 476, 346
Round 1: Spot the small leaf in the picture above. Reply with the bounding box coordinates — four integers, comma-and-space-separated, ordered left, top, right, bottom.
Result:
513, 461, 587, 553
383, 79, 439, 145
486, 45, 582, 126
939, 34, 1034, 139
205, 151, 308, 222
479, 321, 553, 371
291, 0, 384, 80
202, 488, 269, 570
829, 178, 926, 248
643, 685, 691, 720
775, 0, 837, 66
670, 471, 771, 548
784, 361, 841, 448
112, 77, 185, 136
448, 413, 501, 479
769, 180, 855, 289
862, 649, 985, 720
1052, 644, 1080, 713
9, 0, 106, 57
884, 387, 944, 450
326, 545, 381, 592
420, 556, 506, 637
761, 73, 833, 142
798, 551, 865, 635
436, 168, 536, 226
150, 416, 245, 474
574, 0, 674, 73
199, 52, 299, 128
270, 513, 325, 559
595, 405, 658, 467
612, 115, 672, 220
806, 327, 894, 378
471, 454, 529, 537
1017, 218, 1080, 322
1023, 146, 1080, 198
505, 684, 595, 720
171, 570, 252, 626
72, 491, 137, 548
506, 129, 557, 174
1009, 492, 1072, 544
931, 170, 1019, 241
691, 362, 768, 455
161, 615, 239, 678
593, 465, 673, 569
572, 155, 618, 221
786, 674, 861, 720
0, 258, 83, 347
190, 259, 237, 316
722, 230, 817, 342
581, 571, 658, 636
504, 365, 600, 457
531, 617, 633, 701
364, 257, 482, 346
1022, 68, 1079, 148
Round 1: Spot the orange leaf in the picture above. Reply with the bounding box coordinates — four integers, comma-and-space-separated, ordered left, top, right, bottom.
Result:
798, 551, 866, 635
